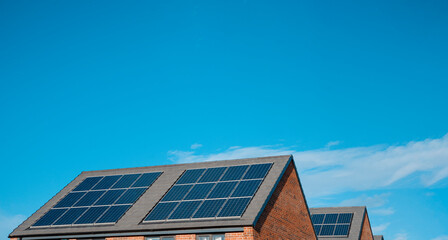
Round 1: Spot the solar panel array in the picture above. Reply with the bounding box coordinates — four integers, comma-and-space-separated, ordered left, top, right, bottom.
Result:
311, 213, 353, 237
144, 163, 272, 221
32, 172, 162, 227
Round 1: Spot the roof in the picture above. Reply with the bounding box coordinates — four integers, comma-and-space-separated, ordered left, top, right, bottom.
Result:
309, 206, 367, 240
10, 155, 293, 239
374, 235, 384, 240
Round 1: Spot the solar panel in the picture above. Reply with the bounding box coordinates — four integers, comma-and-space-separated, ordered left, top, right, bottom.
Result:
132, 172, 161, 187
92, 175, 121, 190
145, 202, 179, 221
192, 199, 226, 219
73, 177, 102, 191
220, 165, 248, 181
207, 181, 238, 199
94, 189, 125, 205
337, 213, 353, 223
144, 163, 273, 222
53, 207, 88, 225
74, 191, 105, 207
313, 224, 322, 235
176, 169, 205, 184
311, 214, 325, 224
324, 213, 338, 224
217, 197, 251, 217
334, 224, 350, 235
96, 205, 131, 223
311, 213, 353, 237
74, 206, 108, 224
115, 188, 146, 204
54, 192, 86, 208
112, 174, 140, 189
162, 185, 193, 201
168, 201, 201, 219
198, 167, 226, 183
320, 224, 335, 235
243, 163, 272, 180
32, 172, 162, 227
32, 209, 68, 226
184, 183, 214, 200
231, 180, 262, 197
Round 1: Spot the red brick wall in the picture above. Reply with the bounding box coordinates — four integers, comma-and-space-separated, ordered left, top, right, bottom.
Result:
360, 212, 374, 240
225, 227, 255, 240
106, 237, 145, 240
176, 234, 196, 240
253, 162, 317, 240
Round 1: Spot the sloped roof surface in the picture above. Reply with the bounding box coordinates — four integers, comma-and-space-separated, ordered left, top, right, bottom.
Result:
10, 155, 292, 239
310, 206, 367, 240
374, 235, 384, 240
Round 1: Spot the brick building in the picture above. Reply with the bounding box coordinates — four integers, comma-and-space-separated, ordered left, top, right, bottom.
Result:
310, 207, 378, 240
10, 155, 384, 240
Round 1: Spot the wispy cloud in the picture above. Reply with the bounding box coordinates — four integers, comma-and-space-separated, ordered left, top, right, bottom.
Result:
0, 211, 26, 240
394, 233, 408, 240
168, 134, 448, 197
372, 223, 390, 233
325, 140, 341, 148
371, 207, 395, 216
190, 143, 203, 150
339, 193, 390, 208
432, 235, 448, 240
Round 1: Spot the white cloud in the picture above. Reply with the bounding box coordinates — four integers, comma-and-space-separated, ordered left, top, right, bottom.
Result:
394, 233, 408, 240
325, 141, 341, 148
168, 134, 448, 197
190, 143, 203, 150
372, 223, 390, 233
432, 235, 448, 240
0, 212, 26, 240
339, 193, 390, 208
371, 207, 395, 216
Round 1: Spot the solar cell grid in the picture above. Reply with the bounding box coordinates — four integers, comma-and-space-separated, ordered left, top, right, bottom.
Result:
73, 177, 102, 192
184, 183, 214, 200
94, 189, 125, 206
144, 163, 273, 222
207, 181, 237, 199
243, 163, 271, 180
220, 165, 248, 181
334, 224, 350, 235
53, 207, 88, 225
311, 214, 325, 224
93, 175, 121, 190
231, 180, 262, 197
176, 169, 205, 184
112, 174, 140, 189
198, 167, 226, 183
32, 172, 162, 227
74, 206, 108, 224
192, 199, 226, 219
54, 192, 86, 208
311, 213, 353, 237
320, 224, 335, 235
168, 201, 202, 219
324, 213, 338, 224
96, 205, 131, 223
217, 197, 251, 217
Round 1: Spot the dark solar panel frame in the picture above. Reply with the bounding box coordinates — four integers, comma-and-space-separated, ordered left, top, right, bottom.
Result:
144, 163, 272, 222
31, 172, 162, 228
311, 213, 354, 237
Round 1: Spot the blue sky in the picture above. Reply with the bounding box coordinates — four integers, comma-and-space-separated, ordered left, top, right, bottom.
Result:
1, 0, 448, 239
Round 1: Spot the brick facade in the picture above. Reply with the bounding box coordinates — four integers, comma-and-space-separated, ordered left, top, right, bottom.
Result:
253, 162, 317, 240
360, 212, 374, 240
